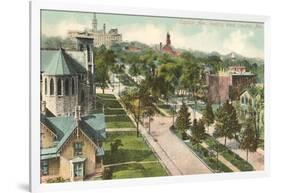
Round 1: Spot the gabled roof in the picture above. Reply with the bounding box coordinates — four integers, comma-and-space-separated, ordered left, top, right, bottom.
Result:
41, 48, 86, 75
40, 113, 106, 159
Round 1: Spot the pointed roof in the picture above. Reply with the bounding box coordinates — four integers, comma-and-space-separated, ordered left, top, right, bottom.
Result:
40, 113, 106, 160
43, 48, 86, 75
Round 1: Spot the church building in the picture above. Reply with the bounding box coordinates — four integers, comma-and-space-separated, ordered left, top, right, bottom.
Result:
40, 35, 106, 183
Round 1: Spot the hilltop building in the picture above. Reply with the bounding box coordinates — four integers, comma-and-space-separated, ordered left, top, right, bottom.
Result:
159, 33, 180, 56
69, 13, 122, 48
40, 35, 106, 183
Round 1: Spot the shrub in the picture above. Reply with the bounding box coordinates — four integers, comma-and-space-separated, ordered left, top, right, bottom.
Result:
181, 132, 188, 140
103, 167, 113, 180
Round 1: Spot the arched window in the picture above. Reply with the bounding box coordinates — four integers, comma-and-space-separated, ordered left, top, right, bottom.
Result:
64, 79, 69, 96
241, 96, 244, 104
50, 78, 54, 95
72, 78, 75, 95
245, 97, 248, 105
44, 78, 48, 95
57, 78, 62, 95
87, 45, 91, 62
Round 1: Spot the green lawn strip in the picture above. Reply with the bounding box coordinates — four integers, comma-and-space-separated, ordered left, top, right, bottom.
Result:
204, 135, 254, 171
109, 162, 167, 179
105, 115, 136, 128
104, 108, 127, 115
171, 129, 232, 173
103, 99, 123, 108
103, 131, 167, 179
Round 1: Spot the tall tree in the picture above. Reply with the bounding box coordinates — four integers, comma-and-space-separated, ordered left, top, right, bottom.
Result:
175, 103, 191, 139
214, 100, 241, 145
179, 60, 201, 117
191, 119, 206, 149
239, 119, 258, 162
95, 46, 116, 93
202, 102, 215, 133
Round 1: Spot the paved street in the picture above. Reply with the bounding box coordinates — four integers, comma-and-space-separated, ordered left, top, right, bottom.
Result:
143, 116, 212, 175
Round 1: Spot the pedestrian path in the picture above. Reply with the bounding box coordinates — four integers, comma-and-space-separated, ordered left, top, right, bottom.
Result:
106, 128, 136, 132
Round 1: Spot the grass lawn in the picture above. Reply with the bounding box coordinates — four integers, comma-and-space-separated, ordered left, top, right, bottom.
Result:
111, 162, 167, 179
103, 131, 168, 179
204, 134, 254, 171
96, 94, 136, 128
104, 108, 127, 115
105, 116, 136, 128
104, 131, 157, 164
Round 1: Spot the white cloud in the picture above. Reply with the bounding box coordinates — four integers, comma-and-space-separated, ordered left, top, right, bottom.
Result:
42, 20, 91, 37
222, 30, 263, 58
119, 24, 166, 46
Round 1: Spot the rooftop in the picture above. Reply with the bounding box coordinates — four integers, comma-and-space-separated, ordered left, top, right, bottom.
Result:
41, 113, 106, 160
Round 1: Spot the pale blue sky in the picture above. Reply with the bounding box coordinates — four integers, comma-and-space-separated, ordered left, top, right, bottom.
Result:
41, 10, 264, 58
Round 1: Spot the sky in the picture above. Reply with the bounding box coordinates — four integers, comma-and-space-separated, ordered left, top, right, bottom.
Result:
41, 10, 264, 59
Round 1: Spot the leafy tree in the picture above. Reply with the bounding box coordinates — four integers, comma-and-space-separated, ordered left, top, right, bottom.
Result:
95, 45, 116, 93
239, 119, 258, 162
120, 81, 153, 137
214, 100, 241, 145
191, 119, 206, 149
110, 139, 123, 154
175, 103, 191, 139
206, 55, 222, 73
102, 167, 113, 180
179, 61, 201, 117
202, 102, 214, 133
158, 62, 182, 98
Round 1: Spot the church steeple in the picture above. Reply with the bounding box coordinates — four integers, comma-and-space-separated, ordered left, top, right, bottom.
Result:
92, 13, 97, 32
166, 32, 171, 45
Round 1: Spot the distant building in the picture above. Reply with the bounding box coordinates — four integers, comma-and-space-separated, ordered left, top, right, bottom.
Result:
239, 88, 264, 131
159, 33, 180, 56
207, 63, 256, 103
69, 13, 122, 48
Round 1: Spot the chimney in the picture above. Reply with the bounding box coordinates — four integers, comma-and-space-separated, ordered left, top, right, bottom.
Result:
75, 105, 82, 121
41, 101, 47, 115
